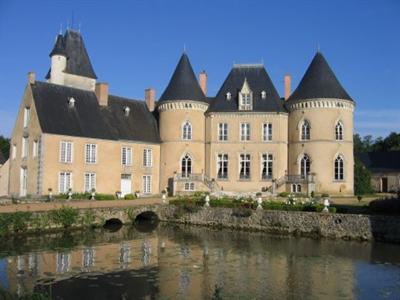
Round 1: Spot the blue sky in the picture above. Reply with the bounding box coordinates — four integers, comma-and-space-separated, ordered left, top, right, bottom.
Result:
0, 0, 399, 138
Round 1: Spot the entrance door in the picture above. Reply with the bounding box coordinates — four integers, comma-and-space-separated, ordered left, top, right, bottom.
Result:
20, 167, 27, 197
381, 177, 388, 193
121, 174, 132, 197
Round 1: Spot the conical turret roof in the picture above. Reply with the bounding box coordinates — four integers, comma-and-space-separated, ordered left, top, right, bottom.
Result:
46, 29, 97, 79
159, 53, 207, 103
288, 52, 352, 102
49, 34, 67, 57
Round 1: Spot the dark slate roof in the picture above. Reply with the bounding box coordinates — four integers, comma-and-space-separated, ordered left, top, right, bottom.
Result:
46, 29, 97, 79
207, 64, 286, 113
49, 34, 67, 57
0, 151, 5, 165
356, 151, 400, 172
158, 53, 207, 103
31, 81, 160, 143
288, 52, 353, 102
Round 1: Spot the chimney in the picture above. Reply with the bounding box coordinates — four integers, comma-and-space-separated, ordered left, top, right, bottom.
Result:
145, 88, 155, 112
28, 72, 36, 84
199, 70, 207, 96
284, 74, 291, 100
95, 82, 109, 106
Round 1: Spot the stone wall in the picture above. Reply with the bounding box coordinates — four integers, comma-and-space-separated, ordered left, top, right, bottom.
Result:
158, 206, 400, 244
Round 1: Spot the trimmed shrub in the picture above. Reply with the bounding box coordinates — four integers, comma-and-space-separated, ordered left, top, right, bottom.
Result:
369, 197, 400, 214
95, 194, 116, 201
124, 193, 136, 200
278, 192, 289, 197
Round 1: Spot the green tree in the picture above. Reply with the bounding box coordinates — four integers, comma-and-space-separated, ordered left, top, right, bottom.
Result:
0, 136, 10, 159
354, 158, 373, 195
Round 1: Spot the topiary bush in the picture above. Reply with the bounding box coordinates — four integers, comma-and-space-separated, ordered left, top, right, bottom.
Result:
124, 193, 136, 200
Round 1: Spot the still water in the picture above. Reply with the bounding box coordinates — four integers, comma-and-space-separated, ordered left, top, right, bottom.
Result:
0, 223, 399, 300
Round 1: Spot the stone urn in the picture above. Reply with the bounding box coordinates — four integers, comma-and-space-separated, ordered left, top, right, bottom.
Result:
67, 189, 73, 200
323, 198, 330, 213
161, 190, 167, 203
256, 193, 263, 209
204, 194, 210, 207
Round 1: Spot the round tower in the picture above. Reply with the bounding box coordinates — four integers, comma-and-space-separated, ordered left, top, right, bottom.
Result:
49, 34, 67, 85
287, 52, 355, 196
158, 53, 209, 194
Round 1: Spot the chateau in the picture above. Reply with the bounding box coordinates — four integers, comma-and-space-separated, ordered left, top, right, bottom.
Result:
7, 30, 355, 198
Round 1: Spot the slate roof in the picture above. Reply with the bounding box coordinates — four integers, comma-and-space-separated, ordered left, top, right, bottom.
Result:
159, 53, 207, 103
31, 81, 160, 143
356, 151, 400, 173
288, 52, 353, 102
207, 64, 286, 113
0, 151, 5, 165
46, 29, 97, 79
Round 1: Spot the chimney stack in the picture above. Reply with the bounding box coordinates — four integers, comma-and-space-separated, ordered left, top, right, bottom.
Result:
145, 88, 156, 112
284, 74, 291, 100
199, 70, 207, 96
95, 82, 109, 106
28, 72, 36, 84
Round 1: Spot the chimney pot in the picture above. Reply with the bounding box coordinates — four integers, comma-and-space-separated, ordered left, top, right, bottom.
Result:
284, 74, 291, 100
28, 72, 36, 84
199, 70, 207, 96
95, 83, 109, 106
145, 88, 156, 112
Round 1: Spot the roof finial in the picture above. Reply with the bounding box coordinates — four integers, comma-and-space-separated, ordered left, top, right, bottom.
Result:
183, 43, 186, 53
59, 23, 63, 35
317, 42, 321, 53
78, 21, 81, 33
71, 10, 75, 30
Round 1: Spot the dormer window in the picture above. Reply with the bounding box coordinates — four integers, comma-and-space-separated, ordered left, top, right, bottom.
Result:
124, 106, 130, 116
261, 90, 266, 99
226, 92, 232, 100
68, 97, 75, 108
238, 78, 253, 111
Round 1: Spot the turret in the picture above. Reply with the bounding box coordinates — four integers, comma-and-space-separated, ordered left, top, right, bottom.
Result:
157, 53, 208, 193
287, 52, 355, 196
49, 34, 67, 85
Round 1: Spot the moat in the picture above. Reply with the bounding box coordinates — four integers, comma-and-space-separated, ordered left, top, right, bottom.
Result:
0, 223, 399, 300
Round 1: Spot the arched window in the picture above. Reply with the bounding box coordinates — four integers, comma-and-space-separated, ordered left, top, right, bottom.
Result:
181, 154, 192, 178
300, 154, 311, 178
182, 121, 192, 140
335, 121, 344, 141
301, 120, 310, 141
334, 155, 344, 180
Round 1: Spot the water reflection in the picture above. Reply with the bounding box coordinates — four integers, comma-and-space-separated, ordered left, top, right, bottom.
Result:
0, 224, 399, 299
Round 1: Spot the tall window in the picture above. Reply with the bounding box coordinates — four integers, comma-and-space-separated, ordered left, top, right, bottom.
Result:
300, 154, 311, 178
23, 107, 30, 128
143, 148, 152, 167
239, 93, 253, 110
301, 120, 310, 141
32, 140, 39, 158
240, 123, 250, 141
85, 144, 97, 164
143, 175, 152, 194
12, 144, 16, 160
22, 137, 28, 158
335, 121, 344, 141
334, 155, 344, 180
218, 123, 228, 141
121, 147, 132, 166
217, 154, 228, 179
20, 167, 27, 197
84, 173, 96, 192
182, 121, 192, 140
59, 172, 72, 193
263, 123, 272, 142
181, 154, 192, 178
262, 153, 273, 179
239, 154, 251, 179
60, 141, 73, 163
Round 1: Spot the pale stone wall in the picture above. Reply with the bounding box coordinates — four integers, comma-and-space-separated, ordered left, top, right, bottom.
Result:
205, 112, 288, 192
0, 160, 9, 196
158, 101, 208, 192
287, 99, 355, 196
40, 134, 160, 195
9, 85, 43, 197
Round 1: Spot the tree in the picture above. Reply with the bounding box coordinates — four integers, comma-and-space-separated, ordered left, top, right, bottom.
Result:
354, 158, 373, 195
0, 136, 10, 159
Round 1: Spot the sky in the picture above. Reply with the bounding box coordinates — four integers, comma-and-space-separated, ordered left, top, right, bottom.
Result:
0, 0, 399, 138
